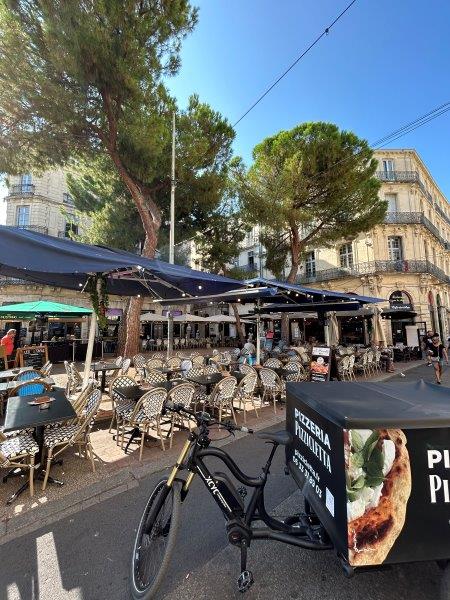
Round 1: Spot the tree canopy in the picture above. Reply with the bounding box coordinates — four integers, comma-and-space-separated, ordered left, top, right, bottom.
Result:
236, 122, 385, 282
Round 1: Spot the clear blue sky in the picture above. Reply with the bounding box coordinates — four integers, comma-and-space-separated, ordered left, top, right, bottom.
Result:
166, 0, 450, 197
1, 0, 449, 223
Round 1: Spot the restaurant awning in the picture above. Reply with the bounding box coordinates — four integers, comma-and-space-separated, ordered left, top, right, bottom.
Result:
0, 226, 246, 299
203, 314, 252, 324
0, 300, 92, 320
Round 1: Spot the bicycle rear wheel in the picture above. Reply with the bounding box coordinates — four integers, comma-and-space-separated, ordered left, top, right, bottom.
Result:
130, 478, 181, 599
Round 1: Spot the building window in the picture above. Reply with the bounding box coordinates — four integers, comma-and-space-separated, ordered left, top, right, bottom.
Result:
388, 236, 403, 261
16, 205, 30, 227
339, 243, 353, 268
305, 251, 316, 278
65, 221, 79, 237
382, 159, 394, 173
63, 192, 74, 206
248, 251, 255, 268
385, 193, 397, 213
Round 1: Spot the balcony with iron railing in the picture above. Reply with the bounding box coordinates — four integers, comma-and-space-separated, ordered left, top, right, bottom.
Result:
7, 184, 35, 196
376, 171, 433, 204
297, 259, 450, 285
383, 212, 449, 248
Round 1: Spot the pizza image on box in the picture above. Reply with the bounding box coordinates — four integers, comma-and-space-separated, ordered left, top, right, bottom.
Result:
344, 428, 411, 566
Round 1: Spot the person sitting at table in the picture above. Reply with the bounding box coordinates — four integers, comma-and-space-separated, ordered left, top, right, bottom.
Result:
1, 329, 16, 366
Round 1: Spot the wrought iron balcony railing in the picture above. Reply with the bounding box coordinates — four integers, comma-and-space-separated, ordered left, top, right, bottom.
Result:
297, 259, 450, 285
8, 184, 35, 196
383, 212, 449, 248
376, 171, 433, 204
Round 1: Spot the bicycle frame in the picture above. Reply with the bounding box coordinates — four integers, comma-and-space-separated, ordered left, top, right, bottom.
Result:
166, 429, 332, 551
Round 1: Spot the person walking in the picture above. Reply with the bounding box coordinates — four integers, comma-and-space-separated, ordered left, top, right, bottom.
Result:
0, 328, 16, 367
429, 334, 448, 385
423, 330, 435, 366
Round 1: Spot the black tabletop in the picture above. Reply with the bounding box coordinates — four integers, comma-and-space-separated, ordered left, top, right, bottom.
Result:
186, 372, 224, 387
3, 388, 76, 433
156, 367, 183, 374
286, 380, 450, 429
91, 362, 121, 373
0, 367, 34, 381
116, 381, 179, 400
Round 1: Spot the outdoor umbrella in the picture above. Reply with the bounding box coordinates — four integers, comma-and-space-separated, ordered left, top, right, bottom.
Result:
0, 226, 247, 384
372, 306, 387, 347
203, 314, 251, 323
328, 311, 340, 347
0, 300, 92, 319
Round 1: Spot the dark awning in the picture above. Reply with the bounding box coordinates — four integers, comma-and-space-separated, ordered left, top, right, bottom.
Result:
157, 286, 278, 306
260, 301, 362, 314
244, 276, 383, 304
0, 226, 246, 299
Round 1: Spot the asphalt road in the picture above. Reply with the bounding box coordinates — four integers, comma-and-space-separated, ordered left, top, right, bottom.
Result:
2, 363, 448, 600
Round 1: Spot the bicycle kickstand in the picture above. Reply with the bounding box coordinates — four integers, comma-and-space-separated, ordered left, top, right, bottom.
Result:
237, 540, 254, 593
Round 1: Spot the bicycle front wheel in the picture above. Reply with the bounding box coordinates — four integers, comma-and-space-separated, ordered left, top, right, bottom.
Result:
130, 478, 181, 600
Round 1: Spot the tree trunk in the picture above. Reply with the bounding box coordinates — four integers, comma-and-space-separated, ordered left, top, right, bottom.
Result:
122, 235, 159, 358
281, 226, 301, 343
231, 302, 245, 344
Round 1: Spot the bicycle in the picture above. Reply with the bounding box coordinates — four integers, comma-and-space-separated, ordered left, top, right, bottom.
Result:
130, 402, 332, 599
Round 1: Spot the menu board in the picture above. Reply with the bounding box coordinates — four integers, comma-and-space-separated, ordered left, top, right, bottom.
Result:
17, 345, 48, 369
0, 346, 7, 371
310, 346, 331, 382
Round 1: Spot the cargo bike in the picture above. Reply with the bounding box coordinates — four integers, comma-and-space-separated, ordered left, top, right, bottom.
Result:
129, 380, 450, 599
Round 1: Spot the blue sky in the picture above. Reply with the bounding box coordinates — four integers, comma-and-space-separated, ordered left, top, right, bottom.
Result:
2, 0, 450, 222
166, 0, 450, 194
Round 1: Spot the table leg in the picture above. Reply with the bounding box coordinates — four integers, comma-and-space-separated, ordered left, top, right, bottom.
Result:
101, 371, 107, 392
124, 427, 140, 452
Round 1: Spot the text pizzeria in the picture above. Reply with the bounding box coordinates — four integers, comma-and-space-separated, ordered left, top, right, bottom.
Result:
294, 409, 332, 474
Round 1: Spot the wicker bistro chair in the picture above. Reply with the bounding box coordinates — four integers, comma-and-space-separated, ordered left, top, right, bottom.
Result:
8, 379, 53, 398
108, 375, 137, 437
208, 376, 238, 424
338, 355, 350, 381
146, 358, 165, 371
259, 368, 283, 414
12, 369, 44, 382
133, 354, 147, 382
167, 383, 196, 448
204, 364, 220, 375
284, 361, 307, 382
239, 364, 257, 375
0, 432, 39, 498
166, 356, 182, 369
234, 372, 258, 423
263, 358, 283, 369
120, 358, 131, 376
118, 388, 167, 460
144, 369, 167, 386
41, 361, 53, 377
185, 366, 207, 410
354, 351, 368, 378
41, 389, 102, 490
366, 351, 375, 375
191, 354, 205, 367
347, 354, 356, 380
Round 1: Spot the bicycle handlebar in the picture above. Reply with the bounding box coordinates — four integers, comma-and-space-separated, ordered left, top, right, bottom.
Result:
165, 401, 253, 434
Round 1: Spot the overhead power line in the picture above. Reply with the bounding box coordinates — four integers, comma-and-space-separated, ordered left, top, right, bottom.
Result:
232, 0, 359, 127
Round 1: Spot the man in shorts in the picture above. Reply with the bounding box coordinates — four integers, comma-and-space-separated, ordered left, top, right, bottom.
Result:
429, 334, 448, 384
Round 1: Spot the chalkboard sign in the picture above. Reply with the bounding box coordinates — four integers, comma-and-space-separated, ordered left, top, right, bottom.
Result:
0, 346, 7, 371
17, 345, 48, 369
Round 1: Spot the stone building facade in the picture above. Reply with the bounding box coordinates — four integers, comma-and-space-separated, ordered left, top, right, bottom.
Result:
235, 149, 450, 344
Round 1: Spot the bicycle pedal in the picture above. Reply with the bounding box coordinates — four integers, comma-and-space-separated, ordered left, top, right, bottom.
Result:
237, 570, 254, 593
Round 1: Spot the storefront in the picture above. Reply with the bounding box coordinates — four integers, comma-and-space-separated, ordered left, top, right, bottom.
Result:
386, 290, 418, 345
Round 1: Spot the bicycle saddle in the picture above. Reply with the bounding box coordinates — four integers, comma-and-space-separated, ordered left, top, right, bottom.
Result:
257, 431, 292, 446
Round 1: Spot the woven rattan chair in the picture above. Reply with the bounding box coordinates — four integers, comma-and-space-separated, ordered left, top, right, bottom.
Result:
42, 389, 102, 490
204, 364, 220, 375
166, 356, 182, 369
133, 354, 147, 381
284, 361, 307, 382
259, 368, 283, 414
119, 388, 167, 459
108, 374, 137, 436
263, 358, 282, 369
191, 355, 205, 367
146, 357, 165, 370
144, 369, 166, 385
239, 364, 256, 375
120, 358, 131, 376
41, 361, 53, 376
208, 376, 238, 424
0, 432, 39, 498
235, 372, 258, 423
8, 379, 53, 398
167, 383, 196, 448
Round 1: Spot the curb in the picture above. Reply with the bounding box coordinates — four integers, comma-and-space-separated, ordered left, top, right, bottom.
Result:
0, 411, 286, 545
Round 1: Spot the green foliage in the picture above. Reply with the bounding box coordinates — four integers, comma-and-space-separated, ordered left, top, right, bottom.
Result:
0, 1, 198, 177
235, 122, 386, 281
